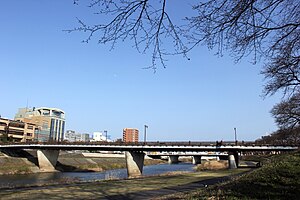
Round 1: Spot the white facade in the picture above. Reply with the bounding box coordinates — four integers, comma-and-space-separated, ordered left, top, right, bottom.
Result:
80, 133, 90, 142
92, 132, 111, 142
64, 130, 90, 142
92, 132, 106, 141
64, 130, 76, 142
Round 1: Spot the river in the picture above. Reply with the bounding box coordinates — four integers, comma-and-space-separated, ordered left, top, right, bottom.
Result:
0, 163, 195, 188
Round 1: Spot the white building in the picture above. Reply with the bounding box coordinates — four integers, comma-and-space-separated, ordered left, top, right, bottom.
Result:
64, 130, 90, 142
74, 133, 82, 142
92, 132, 111, 142
80, 133, 90, 142
64, 130, 76, 142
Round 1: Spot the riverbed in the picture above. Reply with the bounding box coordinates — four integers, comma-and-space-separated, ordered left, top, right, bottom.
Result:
0, 163, 195, 188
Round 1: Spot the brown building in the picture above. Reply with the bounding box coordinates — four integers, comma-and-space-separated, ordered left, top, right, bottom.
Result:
0, 117, 38, 142
123, 128, 139, 143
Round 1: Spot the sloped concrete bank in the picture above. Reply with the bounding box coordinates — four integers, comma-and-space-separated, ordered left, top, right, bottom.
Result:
0, 151, 165, 175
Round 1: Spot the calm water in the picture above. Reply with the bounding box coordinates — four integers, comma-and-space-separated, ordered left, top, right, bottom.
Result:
0, 163, 195, 188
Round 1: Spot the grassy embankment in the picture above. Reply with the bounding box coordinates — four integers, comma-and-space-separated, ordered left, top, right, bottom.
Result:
0, 157, 33, 174
0, 151, 36, 174
160, 151, 300, 199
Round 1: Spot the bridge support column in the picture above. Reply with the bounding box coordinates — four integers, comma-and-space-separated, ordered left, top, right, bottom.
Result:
192, 156, 202, 165
228, 151, 239, 169
168, 155, 179, 164
125, 151, 145, 178
37, 150, 59, 172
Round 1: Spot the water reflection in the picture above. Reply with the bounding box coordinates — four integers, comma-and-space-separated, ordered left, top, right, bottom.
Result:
0, 163, 195, 188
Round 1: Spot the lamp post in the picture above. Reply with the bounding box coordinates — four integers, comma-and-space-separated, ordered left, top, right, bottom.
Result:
234, 127, 237, 145
104, 130, 108, 142
144, 125, 148, 144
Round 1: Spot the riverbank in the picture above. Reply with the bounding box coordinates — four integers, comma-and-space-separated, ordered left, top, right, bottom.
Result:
0, 168, 250, 200
159, 151, 300, 199
0, 151, 166, 175
57, 152, 166, 172
0, 151, 39, 175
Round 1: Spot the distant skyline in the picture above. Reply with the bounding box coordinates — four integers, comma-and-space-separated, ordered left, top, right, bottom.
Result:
1, 1, 281, 141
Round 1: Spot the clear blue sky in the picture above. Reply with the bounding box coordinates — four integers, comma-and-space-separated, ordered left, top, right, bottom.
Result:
0, 1, 281, 141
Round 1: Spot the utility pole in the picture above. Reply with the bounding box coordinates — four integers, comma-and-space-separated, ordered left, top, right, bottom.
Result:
144, 125, 148, 144
234, 127, 237, 145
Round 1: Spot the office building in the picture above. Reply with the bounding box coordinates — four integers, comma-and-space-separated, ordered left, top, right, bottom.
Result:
80, 133, 90, 142
15, 107, 65, 142
123, 128, 139, 143
0, 117, 37, 142
64, 130, 90, 142
64, 130, 76, 142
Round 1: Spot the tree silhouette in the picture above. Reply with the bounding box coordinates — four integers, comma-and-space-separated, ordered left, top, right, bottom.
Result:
69, 0, 299, 98
271, 93, 300, 129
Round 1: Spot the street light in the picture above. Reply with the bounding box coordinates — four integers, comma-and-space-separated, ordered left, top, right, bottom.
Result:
234, 127, 237, 145
104, 130, 108, 142
144, 125, 148, 144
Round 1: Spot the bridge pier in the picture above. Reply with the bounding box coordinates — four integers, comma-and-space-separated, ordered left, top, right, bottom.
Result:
228, 151, 239, 169
168, 155, 179, 164
192, 156, 202, 165
37, 150, 59, 172
125, 151, 145, 178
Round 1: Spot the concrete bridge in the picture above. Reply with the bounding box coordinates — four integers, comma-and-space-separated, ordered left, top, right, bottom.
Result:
146, 152, 229, 164
0, 143, 297, 177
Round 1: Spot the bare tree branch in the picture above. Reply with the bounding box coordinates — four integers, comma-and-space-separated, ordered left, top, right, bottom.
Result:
67, 0, 188, 70
271, 92, 300, 129
68, 0, 299, 97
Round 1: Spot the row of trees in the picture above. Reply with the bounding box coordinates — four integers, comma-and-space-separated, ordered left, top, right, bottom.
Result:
256, 126, 300, 146
70, 0, 300, 143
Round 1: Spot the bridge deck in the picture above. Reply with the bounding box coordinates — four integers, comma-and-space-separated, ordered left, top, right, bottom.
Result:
0, 144, 297, 152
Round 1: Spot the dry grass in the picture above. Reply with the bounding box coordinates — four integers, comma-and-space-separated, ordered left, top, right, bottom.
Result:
197, 160, 228, 171
159, 152, 300, 200
0, 169, 249, 200
0, 157, 33, 175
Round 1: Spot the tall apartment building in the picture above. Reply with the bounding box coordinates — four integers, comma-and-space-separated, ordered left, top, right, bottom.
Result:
123, 128, 139, 143
15, 107, 65, 142
0, 117, 37, 142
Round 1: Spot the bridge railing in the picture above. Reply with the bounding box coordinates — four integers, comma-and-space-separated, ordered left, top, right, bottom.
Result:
1, 140, 298, 147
